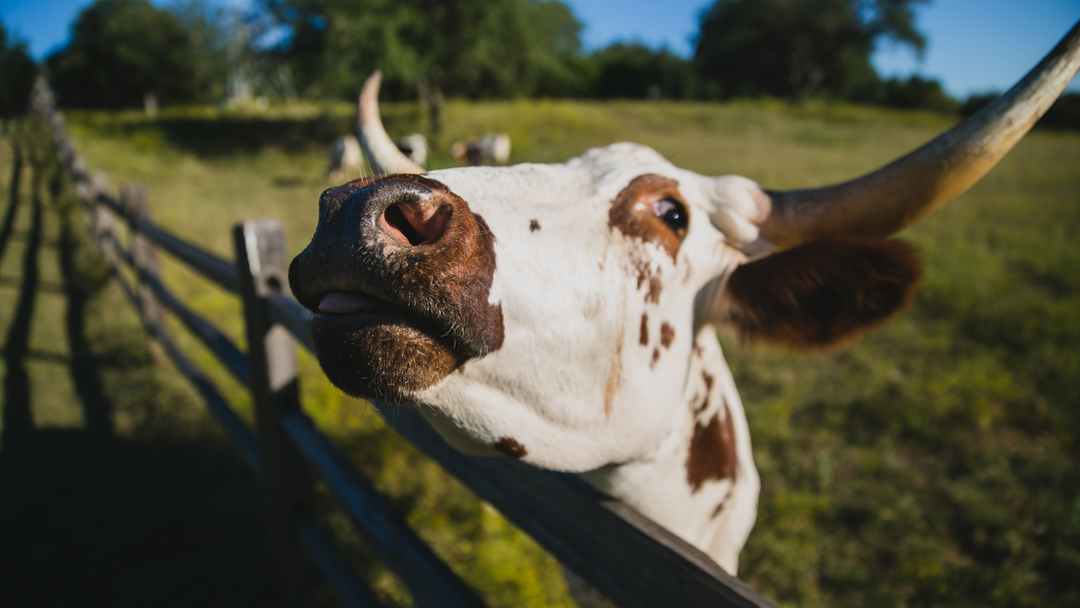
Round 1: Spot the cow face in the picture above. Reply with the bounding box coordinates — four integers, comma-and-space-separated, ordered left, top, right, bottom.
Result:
289, 142, 920, 472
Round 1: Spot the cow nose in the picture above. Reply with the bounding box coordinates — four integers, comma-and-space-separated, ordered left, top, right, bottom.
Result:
381, 198, 449, 246
291, 174, 500, 349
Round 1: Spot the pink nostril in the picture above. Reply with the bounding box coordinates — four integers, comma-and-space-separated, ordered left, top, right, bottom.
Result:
381, 202, 449, 246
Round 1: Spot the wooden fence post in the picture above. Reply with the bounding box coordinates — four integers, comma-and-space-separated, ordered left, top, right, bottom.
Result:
123, 184, 164, 330
234, 219, 316, 605
85, 173, 111, 255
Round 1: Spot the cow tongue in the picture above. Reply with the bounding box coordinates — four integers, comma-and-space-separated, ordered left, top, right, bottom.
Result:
318, 291, 382, 314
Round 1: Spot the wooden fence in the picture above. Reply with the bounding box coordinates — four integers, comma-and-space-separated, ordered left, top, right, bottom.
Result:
30, 80, 779, 608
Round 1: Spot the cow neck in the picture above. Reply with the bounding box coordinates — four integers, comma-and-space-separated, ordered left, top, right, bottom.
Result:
579, 324, 760, 575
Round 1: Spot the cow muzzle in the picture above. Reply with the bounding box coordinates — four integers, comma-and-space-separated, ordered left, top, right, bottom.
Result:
288, 174, 503, 403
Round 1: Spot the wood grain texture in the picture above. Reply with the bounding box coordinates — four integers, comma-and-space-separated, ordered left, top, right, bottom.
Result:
235, 219, 317, 604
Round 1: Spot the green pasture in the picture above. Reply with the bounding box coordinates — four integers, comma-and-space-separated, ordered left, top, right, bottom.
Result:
2, 98, 1078, 607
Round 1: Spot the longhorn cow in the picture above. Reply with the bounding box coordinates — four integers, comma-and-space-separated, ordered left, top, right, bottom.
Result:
327, 135, 362, 181
450, 131, 512, 166
290, 23, 1080, 596
329, 133, 428, 180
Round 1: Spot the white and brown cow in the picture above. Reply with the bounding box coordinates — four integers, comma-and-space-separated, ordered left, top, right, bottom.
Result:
290, 27, 1080, 586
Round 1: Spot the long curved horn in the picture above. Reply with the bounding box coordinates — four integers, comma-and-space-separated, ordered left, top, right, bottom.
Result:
358, 70, 425, 175
760, 21, 1080, 249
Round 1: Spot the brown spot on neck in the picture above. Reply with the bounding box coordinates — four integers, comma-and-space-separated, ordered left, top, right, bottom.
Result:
529, 219, 540, 232
686, 406, 738, 493
650, 347, 660, 369
494, 437, 527, 459
639, 313, 649, 346
660, 322, 675, 348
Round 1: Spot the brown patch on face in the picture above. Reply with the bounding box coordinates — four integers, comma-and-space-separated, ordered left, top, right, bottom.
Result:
650, 348, 660, 369
290, 174, 505, 403
637, 266, 647, 289
603, 337, 623, 417
639, 314, 649, 346
660, 322, 675, 348
634, 259, 650, 289
686, 406, 738, 493
529, 219, 541, 232
494, 437, 527, 459
646, 276, 663, 304
633, 258, 664, 304
609, 174, 689, 261
725, 237, 922, 349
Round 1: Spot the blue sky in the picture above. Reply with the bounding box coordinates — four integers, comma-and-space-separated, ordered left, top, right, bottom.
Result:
3, 0, 1078, 97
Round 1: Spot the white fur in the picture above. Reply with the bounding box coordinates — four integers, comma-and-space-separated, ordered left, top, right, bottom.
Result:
387, 143, 769, 575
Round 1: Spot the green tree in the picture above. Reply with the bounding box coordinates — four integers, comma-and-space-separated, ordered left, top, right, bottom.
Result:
879, 75, 957, 113
590, 43, 702, 100
169, 0, 232, 104
694, 0, 928, 99
0, 20, 37, 119
259, 0, 587, 132
47, 0, 198, 109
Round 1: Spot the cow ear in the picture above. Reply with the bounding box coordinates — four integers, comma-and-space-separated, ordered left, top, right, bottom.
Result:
720, 238, 922, 349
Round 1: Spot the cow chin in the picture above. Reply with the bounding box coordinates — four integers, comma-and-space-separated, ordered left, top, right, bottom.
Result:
310, 312, 459, 403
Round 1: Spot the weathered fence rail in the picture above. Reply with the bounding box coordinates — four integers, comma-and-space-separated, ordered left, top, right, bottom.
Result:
30, 79, 779, 608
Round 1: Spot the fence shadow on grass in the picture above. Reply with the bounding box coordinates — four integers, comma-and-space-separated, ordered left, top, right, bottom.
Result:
0, 152, 283, 608
57, 184, 113, 441
1, 152, 41, 449
0, 143, 22, 268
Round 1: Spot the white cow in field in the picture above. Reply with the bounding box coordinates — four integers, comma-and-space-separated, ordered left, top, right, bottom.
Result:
450, 132, 511, 166
395, 133, 429, 168
327, 135, 363, 181
331, 133, 428, 181
291, 30, 1080, 603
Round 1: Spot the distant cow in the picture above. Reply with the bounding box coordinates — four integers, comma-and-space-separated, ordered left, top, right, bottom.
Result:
327, 135, 363, 181
450, 132, 511, 166
395, 133, 428, 168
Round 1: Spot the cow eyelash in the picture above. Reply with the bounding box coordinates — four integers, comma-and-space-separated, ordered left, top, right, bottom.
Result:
655, 198, 688, 234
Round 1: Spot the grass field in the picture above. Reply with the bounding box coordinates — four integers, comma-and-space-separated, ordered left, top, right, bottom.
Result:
2, 97, 1078, 607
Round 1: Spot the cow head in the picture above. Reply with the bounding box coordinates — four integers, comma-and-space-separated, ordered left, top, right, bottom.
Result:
290, 29, 1080, 474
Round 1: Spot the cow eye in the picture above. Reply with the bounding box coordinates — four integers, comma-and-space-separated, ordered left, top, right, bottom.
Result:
656, 198, 688, 233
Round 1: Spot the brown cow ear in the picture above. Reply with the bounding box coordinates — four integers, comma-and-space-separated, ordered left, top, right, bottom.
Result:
722, 238, 922, 349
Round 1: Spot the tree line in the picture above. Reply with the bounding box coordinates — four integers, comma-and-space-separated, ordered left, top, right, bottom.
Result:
2, 0, 1077, 128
